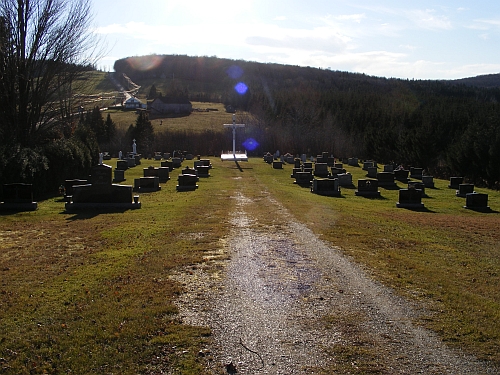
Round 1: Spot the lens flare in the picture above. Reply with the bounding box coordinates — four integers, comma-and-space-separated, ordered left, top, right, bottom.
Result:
227, 65, 244, 79
234, 82, 248, 95
242, 138, 259, 151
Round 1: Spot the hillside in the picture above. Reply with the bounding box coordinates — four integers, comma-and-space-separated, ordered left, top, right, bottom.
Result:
447, 73, 500, 88
112, 54, 500, 188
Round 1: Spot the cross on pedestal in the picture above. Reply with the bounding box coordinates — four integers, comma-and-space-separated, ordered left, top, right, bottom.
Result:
222, 114, 247, 161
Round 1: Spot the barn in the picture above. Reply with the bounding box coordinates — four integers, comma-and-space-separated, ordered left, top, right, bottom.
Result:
149, 96, 192, 115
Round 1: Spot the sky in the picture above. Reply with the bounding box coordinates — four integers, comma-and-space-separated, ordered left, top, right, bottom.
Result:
92, 0, 500, 80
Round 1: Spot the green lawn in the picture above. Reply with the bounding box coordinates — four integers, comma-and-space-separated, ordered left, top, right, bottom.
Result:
1, 158, 499, 373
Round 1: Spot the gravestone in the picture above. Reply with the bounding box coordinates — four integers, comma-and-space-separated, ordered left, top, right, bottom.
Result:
113, 169, 125, 183
172, 157, 182, 169
311, 178, 341, 196
102, 152, 111, 160
134, 176, 161, 192
134, 154, 141, 165
408, 181, 426, 196
65, 164, 140, 210
456, 183, 474, 197
176, 174, 199, 191
377, 172, 397, 188
422, 175, 435, 188
314, 163, 329, 177
127, 157, 136, 168
363, 160, 374, 170
0, 183, 37, 211
337, 173, 353, 187
64, 179, 88, 201
263, 152, 273, 163
291, 167, 302, 178
294, 158, 302, 168
116, 160, 128, 170
273, 161, 283, 169
143, 166, 170, 183
410, 167, 423, 179
394, 169, 409, 182
330, 167, 344, 177
154, 152, 162, 161
348, 157, 359, 166
464, 192, 489, 211
334, 163, 343, 169
182, 166, 198, 176
396, 188, 424, 209
199, 159, 212, 168
196, 165, 211, 177
449, 177, 464, 189
355, 179, 380, 197
284, 153, 294, 163
303, 162, 313, 169
294, 171, 313, 186
383, 164, 394, 172
161, 160, 174, 171
367, 166, 378, 178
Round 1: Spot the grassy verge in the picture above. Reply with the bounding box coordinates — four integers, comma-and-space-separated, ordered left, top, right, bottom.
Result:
1, 157, 499, 373
0, 159, 238, 374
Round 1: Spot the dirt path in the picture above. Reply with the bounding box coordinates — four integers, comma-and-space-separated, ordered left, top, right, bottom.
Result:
173, 188, 497, 374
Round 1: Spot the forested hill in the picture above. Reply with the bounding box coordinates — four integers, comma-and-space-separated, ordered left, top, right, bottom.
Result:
114, 55, 500, 188
448, 73, 500, 88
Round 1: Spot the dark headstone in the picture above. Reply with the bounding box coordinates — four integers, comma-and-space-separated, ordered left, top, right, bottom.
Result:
176, 174, 199, 191
449, 177, 464, 189
294, 171, 313, 186
113, 169, 125, 183
464, 192, 489, 210
410, 167, 423, 179
456, 183, 474, 197
272, 161, 283, 169
394, 169, 409, 182
311, 178, 340, 196
116, 160, 128, 170
314, 163, 329, 177
355, 179, 380, 197
422, 175, 434, 188
377, 172, 396, 188
0, 183, 37, 211
396, 188, 424, 209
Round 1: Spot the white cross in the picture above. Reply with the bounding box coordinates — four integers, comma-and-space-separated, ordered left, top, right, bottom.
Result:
223, 114, 245, 157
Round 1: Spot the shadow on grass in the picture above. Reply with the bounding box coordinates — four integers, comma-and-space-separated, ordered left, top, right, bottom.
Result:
396, 206, 436, 213
463, 207, 499, 214
358, 195, 389, 201
228, 160, 253, 171
62, 208, 130, 220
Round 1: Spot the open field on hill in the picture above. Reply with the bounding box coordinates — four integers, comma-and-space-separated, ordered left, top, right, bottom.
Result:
104, 102, 233, 134
0, 158, 499, 373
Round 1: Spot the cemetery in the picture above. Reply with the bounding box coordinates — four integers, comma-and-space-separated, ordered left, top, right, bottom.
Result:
1, 153, 500, 375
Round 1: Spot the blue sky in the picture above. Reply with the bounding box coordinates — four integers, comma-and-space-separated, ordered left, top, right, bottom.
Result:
92, 0, 500, 80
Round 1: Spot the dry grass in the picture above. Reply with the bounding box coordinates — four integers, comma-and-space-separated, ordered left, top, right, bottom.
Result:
1, 158, 499, 373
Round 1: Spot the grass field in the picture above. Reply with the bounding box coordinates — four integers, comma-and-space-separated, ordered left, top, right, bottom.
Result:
1, 157, 499, 373
104, 102, 233, 134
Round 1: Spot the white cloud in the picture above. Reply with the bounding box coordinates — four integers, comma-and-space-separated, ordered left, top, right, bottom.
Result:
407, 9, 452, 30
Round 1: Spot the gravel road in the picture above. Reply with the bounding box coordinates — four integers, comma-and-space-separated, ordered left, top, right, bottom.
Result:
172, 189, 498, 374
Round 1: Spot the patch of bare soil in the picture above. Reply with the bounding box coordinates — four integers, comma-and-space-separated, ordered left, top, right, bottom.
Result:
172, 191, 498, 374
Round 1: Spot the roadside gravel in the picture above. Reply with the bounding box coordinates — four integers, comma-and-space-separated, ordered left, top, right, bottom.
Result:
172, 189, 498, 374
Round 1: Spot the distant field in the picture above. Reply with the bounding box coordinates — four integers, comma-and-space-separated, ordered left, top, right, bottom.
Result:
104, 102, 239, 134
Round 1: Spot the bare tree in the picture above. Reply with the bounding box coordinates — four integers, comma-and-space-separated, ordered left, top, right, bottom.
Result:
0, 0, 100, 148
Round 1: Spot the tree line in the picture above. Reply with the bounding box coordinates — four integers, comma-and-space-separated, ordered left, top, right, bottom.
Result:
115, 54, 500, 188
